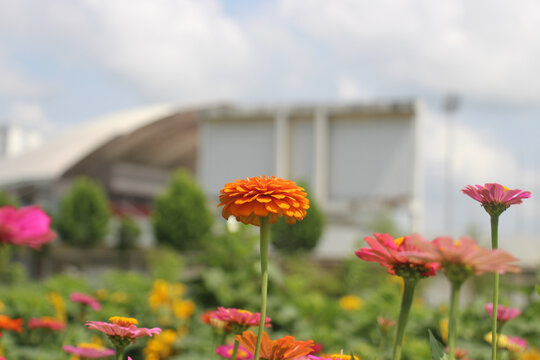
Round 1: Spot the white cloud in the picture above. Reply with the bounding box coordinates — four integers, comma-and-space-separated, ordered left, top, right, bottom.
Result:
0, 54, 46, 98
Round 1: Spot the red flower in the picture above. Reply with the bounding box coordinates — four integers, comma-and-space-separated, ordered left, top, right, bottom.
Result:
462, 183, 530, 216
236, 331, 314, 360
28, 316, 65, 331
355, 233, 438, 277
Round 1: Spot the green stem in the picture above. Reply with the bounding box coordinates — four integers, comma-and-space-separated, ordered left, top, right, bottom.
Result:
491, 215, 500, 360
378, 331, 387, 360
392, 278, 418, 360
448, 281, 462, 360
253, 217, 270, 360
231, 339, 240, 360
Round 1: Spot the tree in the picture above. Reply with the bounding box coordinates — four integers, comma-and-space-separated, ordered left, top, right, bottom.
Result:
56, 177, 110, 247
152, 169, 212, 250
271, 182, 324, 253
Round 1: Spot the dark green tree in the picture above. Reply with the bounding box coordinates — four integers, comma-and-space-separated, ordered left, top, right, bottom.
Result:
116, 217, 141, 250
271, 182, 324, 253
152, 169, 213, 250
56, 177, 110, 247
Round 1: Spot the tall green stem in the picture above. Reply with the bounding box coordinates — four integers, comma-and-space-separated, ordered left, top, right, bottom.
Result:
231, 339, 240, 360
253, 217, 270, 360
392, 278, 417, 360
491, 215, 500, 360
448, 281, 462, 360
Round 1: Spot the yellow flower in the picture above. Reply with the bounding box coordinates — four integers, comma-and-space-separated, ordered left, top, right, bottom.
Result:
173, 299, 195, 320
520, 349, 540, 360
339, 295, 364, 311
47, 291, 66, 322
149, 280, 170, 309
439, 318, 448, 344
485, 332, 508, 348
160, 329, 177, 345
110, 291, 129, 303
96, 289, 108, 301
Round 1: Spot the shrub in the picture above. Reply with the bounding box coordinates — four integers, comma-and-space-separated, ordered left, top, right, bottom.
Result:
270, 182, 324, 253
55, 177, 110, 247
116, 217, 141, 250
152, 169, 212, 250
0, 191, 17, 207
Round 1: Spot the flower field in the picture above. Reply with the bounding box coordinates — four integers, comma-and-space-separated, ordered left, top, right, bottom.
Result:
0, 179, 539, 360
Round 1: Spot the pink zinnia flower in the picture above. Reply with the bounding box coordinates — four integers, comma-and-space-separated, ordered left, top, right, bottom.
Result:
507, 335, 528, 352
0, 205, 56, 249
216, 344, 254, 360
485, 303, 521, 322
63, 344, 115, 358
28, 316, 65, 331
71, 292, 102, 311
355, 233, 438, 277
462, 183, 531, 217
212, 307, 271, 329
408, 236, 520, 276
85, 316, 161, 343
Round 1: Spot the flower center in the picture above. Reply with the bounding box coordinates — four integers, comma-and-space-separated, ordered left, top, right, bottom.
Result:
109, 316, 138, 327
394, 237, 405, 247
78, 342, 104, 350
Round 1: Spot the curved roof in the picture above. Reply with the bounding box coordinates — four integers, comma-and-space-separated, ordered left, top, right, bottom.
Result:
0, 104, 178, 186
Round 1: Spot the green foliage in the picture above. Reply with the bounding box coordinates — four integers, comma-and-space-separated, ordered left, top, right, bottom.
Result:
152, 169, 212, 250
116, 217, 141, 250
146, 247, 185, 282
0, 190, 17, 207
429, 329, 449, 360
270, 183, 324, 253
55, 177, 110, 247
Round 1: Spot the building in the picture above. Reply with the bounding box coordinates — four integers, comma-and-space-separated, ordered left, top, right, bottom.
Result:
0, 101, 421, 256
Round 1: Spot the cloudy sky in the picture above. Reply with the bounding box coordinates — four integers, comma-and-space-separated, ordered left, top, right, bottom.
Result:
1, 0, 539, 259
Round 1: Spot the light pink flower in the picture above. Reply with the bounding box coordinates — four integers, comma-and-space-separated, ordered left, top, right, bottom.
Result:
63, 344, 115, 358
0, 205, 56, 249
462, 183, 531, 206
507, 335, 528, 351
216, 344, 254, 360
408, 236, 520, 275
28, 316, 65, 331
485, 303, 521, 322
355, 233, 438, 277
213, 307, 271, 328
86, 316, 161, 343
71, 292, 102, 311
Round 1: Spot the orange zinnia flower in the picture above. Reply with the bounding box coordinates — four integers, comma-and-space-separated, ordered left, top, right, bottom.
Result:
219, 176, 309, 226
235, 331, 314, 360
0, 314, 24, 333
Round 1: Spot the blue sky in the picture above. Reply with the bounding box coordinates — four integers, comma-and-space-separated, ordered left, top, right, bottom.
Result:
1, 0, 539, 258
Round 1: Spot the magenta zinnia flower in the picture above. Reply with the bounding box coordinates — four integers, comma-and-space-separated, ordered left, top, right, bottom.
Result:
71, 292, 102, 311
85, 316, 161, 343
408, 236, 520, 276
63, 344, 115, 358
216, 343, 254, 360
0, 205, 56, 249
485, 303, 521, 322
212, 307, 271, 331
355, 233, 438, 277
462, 183, 531, 217
28, 316, 65, 331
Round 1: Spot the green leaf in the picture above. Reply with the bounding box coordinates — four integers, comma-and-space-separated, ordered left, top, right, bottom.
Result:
428, 329, 448, 360
536, 284, 540, 296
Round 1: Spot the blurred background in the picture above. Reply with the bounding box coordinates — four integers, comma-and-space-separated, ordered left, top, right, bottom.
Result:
0, 0, 539, 261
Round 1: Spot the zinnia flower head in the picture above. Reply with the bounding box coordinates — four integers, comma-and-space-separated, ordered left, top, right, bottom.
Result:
485, 303, 521, 322
216, 344, 254, 360
408, 236, 520, 284
462, 183, 531, 217
212, 307, 271, 333
355, 233, 439, 279
485, 332, 528, 352
219, 176, 309, 226
0, 205, 56, 249
338, 295, 364, 311
86, 316, 161, 347
63, 343, 115, 358
70, 292, 102, 311
28, 316, 65, 331
0, 314, 23, 333
235, 330, 314, 360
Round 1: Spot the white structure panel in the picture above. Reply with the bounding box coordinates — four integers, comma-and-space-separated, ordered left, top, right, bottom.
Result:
290, 119, 315, 187
200, 119, 275, 195
328, 117, 414, 201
